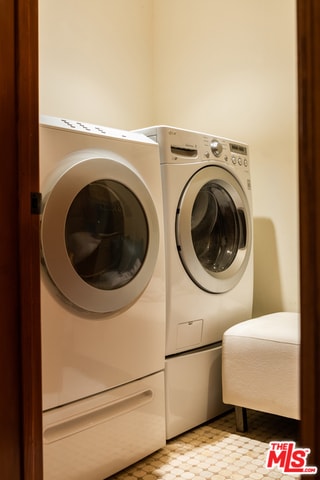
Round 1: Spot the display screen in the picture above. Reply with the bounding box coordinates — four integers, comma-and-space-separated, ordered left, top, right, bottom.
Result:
230, 143, 247, 155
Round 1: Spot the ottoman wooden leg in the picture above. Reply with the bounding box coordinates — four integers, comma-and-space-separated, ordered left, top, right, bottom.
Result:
235, 406, 248, 432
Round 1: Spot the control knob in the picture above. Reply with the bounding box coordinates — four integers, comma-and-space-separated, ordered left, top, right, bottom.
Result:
210, 139, 223, 157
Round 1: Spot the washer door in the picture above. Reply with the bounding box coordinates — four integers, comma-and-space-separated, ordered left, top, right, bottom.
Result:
176, 165, 251, 293
41, 154, 159, 314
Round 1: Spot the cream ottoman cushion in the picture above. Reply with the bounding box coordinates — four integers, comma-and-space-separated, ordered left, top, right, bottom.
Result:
222, 312, 300, 420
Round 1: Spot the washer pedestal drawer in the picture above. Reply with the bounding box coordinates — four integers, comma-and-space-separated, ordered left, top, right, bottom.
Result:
43, 371, 165, 480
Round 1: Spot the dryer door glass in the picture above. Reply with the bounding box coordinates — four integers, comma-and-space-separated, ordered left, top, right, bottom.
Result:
191, 182, 245, 273
65, 180, 148, 290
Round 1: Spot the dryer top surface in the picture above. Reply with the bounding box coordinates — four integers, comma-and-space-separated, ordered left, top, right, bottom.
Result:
40, 115, 156, 145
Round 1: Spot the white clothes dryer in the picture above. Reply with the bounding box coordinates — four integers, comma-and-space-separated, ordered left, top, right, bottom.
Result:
137, 125, 253, 438
40, 116, 166, 479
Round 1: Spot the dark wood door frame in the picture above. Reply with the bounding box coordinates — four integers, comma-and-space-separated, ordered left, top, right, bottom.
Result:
17, 0, 43, 477
297, 0, 320, 473
1, 0, 42, 479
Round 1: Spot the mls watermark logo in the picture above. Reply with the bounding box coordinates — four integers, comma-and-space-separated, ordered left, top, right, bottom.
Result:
266, 441, 318, 475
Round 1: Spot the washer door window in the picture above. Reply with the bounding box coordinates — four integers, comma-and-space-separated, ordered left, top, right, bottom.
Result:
176, 166, 251, 293
41, 156, 159, 314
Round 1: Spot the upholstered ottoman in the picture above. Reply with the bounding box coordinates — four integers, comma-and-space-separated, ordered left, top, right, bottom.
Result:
222, 312, 300, 431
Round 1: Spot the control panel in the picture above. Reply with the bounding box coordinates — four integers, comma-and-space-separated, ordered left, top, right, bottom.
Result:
200, 135, 248, 167
138, 126, 249, 171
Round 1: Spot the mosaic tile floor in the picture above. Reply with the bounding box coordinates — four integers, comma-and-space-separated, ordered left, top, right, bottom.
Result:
111, 410, 300, 480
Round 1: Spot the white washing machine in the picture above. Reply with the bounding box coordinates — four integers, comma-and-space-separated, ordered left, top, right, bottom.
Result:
40, 116, 166, 479
137, 126, 253, 439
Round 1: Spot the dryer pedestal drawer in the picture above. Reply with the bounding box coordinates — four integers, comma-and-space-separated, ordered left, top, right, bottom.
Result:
165, 345, 230, 439
43, 371, 165, 480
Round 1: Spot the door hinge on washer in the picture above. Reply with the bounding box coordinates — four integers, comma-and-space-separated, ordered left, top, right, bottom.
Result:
30, 192, 42, 215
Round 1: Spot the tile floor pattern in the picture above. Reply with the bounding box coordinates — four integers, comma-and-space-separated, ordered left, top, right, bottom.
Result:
111, 410, 301, 480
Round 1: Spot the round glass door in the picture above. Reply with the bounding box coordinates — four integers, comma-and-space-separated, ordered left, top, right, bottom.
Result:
65, 180, 148, 290
176, 165, 251, 293
41, 155, 159, 314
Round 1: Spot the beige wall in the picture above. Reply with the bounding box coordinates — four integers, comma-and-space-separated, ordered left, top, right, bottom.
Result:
39, 0, 154, 128
39, 0, 299, 315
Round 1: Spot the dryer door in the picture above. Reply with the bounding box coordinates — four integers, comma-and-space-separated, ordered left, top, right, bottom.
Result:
176, 165, 252, 293
41, 154, 159, 314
